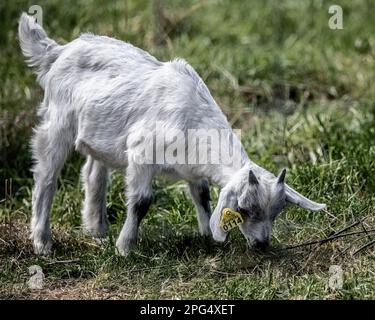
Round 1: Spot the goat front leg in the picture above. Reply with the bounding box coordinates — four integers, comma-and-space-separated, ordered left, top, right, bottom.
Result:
116, 165, 154, 256
188, 179, 212, 236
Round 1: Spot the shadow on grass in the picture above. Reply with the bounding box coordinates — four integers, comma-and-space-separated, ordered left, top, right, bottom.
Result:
1, 218, 370, 290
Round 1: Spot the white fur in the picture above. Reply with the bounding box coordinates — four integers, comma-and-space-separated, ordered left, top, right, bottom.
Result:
18, 13, 326, 255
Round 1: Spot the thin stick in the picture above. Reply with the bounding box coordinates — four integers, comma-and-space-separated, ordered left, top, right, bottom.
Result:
211, 270, 253, 277
127, 263, 181, 273
45, 258, 80, 265
353, 239, 375, 256
331, 218, 366, 236
294, 245, 321, 276
286, 217, 368, 250
333, 234, 373, 259
285, 229, 375, 249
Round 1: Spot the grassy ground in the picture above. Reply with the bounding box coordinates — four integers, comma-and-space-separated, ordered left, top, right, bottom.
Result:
1, 0, 375, 299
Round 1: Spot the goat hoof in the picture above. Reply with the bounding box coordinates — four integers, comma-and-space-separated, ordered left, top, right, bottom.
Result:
33, 239, 52, 255
31, 228, 52, 255
83, 221, 109, 238
115, 238, 136, 257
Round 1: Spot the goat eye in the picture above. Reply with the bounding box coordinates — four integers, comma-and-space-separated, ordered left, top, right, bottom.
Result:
237, 207, 251, 216
250, 204, 262, 215
274, 201, 286, 213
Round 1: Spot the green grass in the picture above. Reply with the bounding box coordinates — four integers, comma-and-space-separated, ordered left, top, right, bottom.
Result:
1, 0, 375, 299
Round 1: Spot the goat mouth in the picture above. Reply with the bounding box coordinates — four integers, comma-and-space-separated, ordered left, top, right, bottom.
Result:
246, 238, 255, 247
254, 245, 269, 253
246, 238, 270, 252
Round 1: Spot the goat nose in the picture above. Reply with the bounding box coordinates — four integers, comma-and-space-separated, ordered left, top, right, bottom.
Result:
254, 240, 269, 252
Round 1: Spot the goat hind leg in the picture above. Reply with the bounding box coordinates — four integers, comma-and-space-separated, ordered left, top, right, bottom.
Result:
31, 123, 71, 254
81, 156, 109, 237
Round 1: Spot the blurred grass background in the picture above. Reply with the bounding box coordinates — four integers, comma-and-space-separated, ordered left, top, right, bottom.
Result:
0, 0, 375, 299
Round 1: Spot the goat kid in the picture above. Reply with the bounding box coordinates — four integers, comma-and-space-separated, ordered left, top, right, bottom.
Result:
18, 13, 325, 256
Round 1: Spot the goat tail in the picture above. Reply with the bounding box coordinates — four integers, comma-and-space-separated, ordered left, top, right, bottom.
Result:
18, 12, 60, 87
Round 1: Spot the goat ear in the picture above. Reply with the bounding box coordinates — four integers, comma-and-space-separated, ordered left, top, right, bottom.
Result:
277, 168, 286, 184
285, 184, 326, 211
248, 170, 259, 185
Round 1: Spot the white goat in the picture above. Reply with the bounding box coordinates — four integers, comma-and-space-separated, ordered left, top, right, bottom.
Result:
18, 13, 325, 256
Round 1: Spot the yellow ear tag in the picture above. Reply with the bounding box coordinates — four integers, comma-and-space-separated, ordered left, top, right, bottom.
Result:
220, 208, 244, 232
